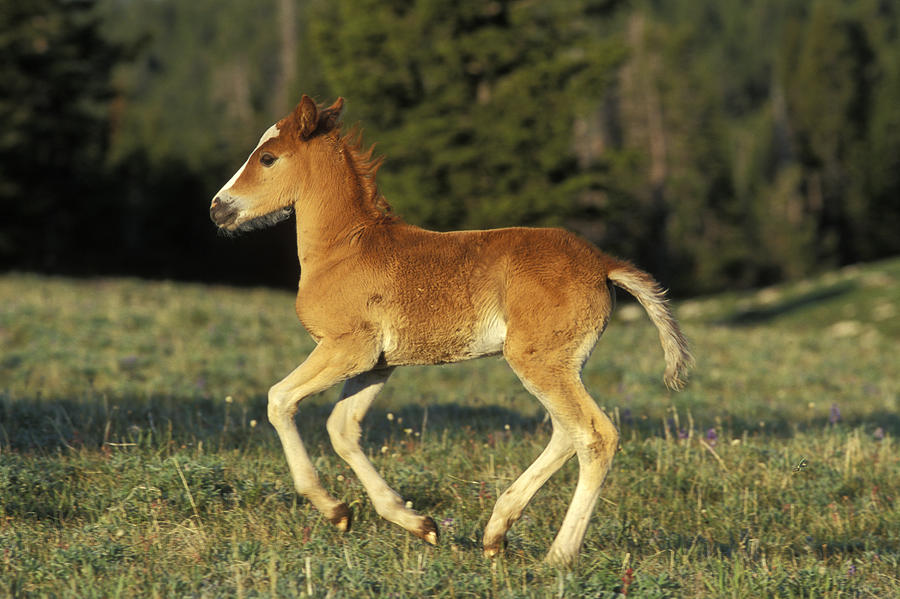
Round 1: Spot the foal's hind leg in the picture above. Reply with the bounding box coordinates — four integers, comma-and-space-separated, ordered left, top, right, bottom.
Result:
327, 369, 439, 545
543, 389, 618, 566
482, 420, 574, 557
503, 341, 619, 566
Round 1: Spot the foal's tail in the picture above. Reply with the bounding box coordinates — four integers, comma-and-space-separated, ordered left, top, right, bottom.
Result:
607, 261, 694, 390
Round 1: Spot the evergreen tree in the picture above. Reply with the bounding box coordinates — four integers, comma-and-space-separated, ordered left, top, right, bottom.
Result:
4, 0, 899, 292
309, 0, 626, 230
0, 0, 121, 270
98, 0, 314, 184
779, 1, 875, 267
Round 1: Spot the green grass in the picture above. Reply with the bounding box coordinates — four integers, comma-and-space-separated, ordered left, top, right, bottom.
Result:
1, 257, 899, 598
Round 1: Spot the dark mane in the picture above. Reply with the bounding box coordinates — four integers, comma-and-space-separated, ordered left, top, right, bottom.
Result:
337, 126, 401, 224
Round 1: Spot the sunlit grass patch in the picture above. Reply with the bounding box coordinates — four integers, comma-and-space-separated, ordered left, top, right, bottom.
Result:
1, 259, 899, 597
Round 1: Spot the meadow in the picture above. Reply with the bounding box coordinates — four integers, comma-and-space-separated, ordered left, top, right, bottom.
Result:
1, 258, 898, 598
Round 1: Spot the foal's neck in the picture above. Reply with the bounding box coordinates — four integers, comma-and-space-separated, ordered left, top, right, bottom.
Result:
294, 152, 378, 268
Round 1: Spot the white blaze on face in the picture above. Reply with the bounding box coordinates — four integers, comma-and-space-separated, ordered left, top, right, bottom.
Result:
216, 123, 281, 195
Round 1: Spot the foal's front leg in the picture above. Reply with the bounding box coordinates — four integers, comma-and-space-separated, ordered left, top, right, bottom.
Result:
267, 340, 378, 531
327, 369, 439, 545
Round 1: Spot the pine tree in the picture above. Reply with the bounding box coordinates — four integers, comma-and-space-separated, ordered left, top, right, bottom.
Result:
309, 0, 627, 230
0, 0, 121, 270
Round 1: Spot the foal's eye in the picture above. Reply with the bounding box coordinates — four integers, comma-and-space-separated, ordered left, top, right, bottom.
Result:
260, 152, 277, 167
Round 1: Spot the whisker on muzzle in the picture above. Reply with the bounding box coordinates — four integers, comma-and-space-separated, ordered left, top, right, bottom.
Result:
233, 206, 294, 233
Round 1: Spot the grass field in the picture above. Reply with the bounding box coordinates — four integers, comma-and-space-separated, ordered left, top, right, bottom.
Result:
1, 258, 899, 598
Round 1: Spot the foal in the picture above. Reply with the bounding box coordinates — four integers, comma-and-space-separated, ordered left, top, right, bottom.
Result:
210, 95, 692, 565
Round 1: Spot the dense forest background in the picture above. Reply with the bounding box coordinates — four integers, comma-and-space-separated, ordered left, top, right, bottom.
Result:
2, 0, 899, 294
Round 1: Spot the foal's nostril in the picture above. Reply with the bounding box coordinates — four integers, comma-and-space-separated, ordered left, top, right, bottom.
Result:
210, 194, 241, 227
210, 196, 232, 224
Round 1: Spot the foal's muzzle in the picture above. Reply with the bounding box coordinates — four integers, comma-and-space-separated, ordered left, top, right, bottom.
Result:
210, 196, 239, 228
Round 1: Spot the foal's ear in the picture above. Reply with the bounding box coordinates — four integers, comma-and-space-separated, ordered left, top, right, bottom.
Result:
296, 95, 319, 140
319, 97, 345, 133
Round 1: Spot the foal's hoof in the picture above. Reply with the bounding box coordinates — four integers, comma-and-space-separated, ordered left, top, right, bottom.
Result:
482, 537, 507, 559
328, 503, 352, 532
414, 516, 439, 546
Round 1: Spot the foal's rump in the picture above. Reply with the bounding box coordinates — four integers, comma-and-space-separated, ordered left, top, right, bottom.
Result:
492, 227, 616, 362
484, 226, 692, 388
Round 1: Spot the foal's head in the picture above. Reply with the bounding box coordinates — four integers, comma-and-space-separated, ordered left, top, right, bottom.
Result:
210, 95, 345, 232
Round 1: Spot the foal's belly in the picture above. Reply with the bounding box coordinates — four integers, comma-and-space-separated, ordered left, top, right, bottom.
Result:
381, 306, 507, 366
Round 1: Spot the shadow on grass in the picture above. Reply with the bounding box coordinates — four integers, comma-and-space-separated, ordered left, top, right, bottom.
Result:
3, 391, 898, 454
0, 393, 548, 453
4, 393, 899, 543
0, 392, 262, 453
719, 281, 855, 326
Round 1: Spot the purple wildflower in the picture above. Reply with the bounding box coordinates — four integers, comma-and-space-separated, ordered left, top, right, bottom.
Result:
678, 428, 689, 440
874, 427, 885, 441
118, 355, 139, 370
829, 403, 842, 425
706, 428, 718, 447
848, 564, 857, 576
621, 408, 634, 426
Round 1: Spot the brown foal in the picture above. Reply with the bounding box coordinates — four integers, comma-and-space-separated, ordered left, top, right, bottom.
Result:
209, 95, 693, 565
